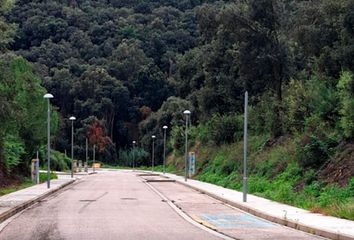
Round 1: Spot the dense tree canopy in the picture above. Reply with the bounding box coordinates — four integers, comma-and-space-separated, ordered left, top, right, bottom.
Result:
1, 0, 353, 168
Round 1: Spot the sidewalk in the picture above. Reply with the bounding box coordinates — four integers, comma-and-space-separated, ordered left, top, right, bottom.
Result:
158, 172, 354, 240
0, 177, 76, 223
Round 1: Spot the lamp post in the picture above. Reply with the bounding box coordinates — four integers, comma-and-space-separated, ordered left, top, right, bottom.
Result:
69, 116, 76, 178
85, 138, 88, 173
162, 126, 168, 174
44, 93, 53, 189
132, 140, 136, 170
183, 110, 191, 182
151, 135, 156, 172
243, 91, 248, 202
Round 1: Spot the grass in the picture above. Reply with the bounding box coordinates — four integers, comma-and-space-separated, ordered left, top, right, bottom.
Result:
39, 172, 58, 183
0, 180, 34, 196
167, 134, 354, 221
0, 172, 58, 197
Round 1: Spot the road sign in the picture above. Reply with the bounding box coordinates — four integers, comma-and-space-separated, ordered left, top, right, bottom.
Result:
189, 152, 196, 177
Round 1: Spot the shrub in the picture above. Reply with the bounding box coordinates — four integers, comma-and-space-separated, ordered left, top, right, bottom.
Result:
200, 114, 243, 145
337, 71, 354, 139
297, 134, 337, 169
4, 135, 25, 173
118, 148, 149, 167
39, 147, 70, 171
50, 150, 71, 171
283, 79, 311, 133
39, 172, 58, 182
248, 92, 283, 137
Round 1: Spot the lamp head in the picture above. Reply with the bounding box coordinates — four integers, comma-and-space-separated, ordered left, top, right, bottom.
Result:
43, 93, 54, 99
163, 125, 168, 129
132, 141, 136, 144
69, 116, 76, 121
152, 135, 156, 139
183, 110, 191, 115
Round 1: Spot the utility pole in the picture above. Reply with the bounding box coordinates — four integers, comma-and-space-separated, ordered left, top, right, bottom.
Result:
183, 110, 191, 182
44, 93, 53, 189
151, 135, 156, 172
163, 126, 168, 174
243, 91, 248, 202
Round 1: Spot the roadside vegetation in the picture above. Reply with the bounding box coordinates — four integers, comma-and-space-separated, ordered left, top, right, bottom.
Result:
0, 172, 58, 197
0, 0, 352, 220
166, 71, 354, 220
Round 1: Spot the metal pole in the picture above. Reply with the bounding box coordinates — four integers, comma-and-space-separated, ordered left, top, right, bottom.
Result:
152, 138, 155, 172
163, 128, 166, 174
85, 138, 88, 173
243, 91, 248, 202
93, 144, 96, 173
184, 115, 189, 182
132, 142, 135, 171
71, 120, 74, 178
47, 99, 51, 189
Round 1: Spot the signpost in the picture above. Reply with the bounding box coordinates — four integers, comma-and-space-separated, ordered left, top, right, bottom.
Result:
189, 152, 196, 178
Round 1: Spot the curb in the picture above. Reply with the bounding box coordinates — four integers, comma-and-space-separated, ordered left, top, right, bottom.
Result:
0, 179, 75, 224
174, 179, 353, 240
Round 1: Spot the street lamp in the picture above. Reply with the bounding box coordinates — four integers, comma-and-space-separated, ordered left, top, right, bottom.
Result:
132, 140, 136, 170
162, 126, 168, 174
69, 116, 76, 178
44, 93, 53, 189
151, 135, 156, 172
243, 91, 248, 202
85, 138, 88, 173
183, 110, 191, 182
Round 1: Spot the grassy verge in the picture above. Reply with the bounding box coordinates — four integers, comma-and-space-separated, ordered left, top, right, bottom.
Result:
0, 180, 34, 197
0, 172, 58, 197
168, 135, 354, 221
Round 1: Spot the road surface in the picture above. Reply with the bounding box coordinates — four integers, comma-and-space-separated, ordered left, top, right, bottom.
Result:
0, 171, 324, 240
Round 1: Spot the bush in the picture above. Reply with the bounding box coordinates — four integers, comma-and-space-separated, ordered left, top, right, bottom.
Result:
39, 147, 70, 171
50, 150, 71, 171
297, 134, 337, 169
118, 148, 149, 167
337, 71, 354, 139
283, 77, 338, 134
39, 172, 58, 183
170, 125, 185, 152
296, 115, 339, 169
197, 114, 243, 145
4, 135, 25, 173
248, 92, 283, 137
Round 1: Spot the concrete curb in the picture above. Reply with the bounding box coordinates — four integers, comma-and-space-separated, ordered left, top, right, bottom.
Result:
174, 179, 353, 240
0, 179, 75, 224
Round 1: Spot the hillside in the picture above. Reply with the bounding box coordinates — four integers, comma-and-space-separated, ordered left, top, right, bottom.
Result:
0, 0, 353, 219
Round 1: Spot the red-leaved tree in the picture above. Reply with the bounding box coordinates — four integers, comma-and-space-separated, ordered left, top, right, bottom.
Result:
87, 120, 112, 153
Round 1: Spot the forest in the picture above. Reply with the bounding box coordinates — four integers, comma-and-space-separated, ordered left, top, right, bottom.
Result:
0, 0, 353, 218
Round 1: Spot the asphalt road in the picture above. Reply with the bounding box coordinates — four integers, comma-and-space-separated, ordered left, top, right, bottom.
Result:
0, 171, 220, 240
0, 171, 325, 240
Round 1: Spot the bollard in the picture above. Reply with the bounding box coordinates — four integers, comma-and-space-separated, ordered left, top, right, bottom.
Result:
31, 159, 39, 184
73, 160, 78, 173
78, 160, 82, 172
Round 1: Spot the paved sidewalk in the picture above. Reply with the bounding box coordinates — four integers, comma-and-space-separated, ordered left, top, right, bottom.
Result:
0, 178, 76, 223
153, 172, 354, 240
